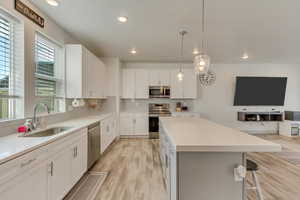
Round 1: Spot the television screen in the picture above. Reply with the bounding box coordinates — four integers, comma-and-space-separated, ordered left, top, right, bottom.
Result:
234, 77, 287, 106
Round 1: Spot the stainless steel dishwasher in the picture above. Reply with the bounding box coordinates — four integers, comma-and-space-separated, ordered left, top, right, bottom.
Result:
87, 122, 101, 169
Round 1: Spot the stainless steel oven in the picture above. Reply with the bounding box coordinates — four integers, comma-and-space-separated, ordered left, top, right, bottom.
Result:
149, 86, 170, 98
149, 104, 171, 139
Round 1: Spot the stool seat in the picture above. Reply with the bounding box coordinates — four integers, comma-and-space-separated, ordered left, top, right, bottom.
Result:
247, 159, 258, 171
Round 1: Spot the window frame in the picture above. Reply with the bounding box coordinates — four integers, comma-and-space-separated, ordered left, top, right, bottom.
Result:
0, 11, 22, 121
34, 31, 66, 114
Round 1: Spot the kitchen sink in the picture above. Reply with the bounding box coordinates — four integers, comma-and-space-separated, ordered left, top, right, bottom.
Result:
23, 127, 71, 137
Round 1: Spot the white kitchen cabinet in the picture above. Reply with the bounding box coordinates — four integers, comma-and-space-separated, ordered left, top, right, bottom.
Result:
170, 68, 197, 99
101, 115, 117, 153
66, 44, 106, 99
0, 161, 49, 200
0, 128, 88, 200
135, 69, 149, 99
122, 68, 135, 99
170, 69, 184, 99
149, 69, 170, 86
49, 147, 72, 200
122, 68, 149, 99
70, 138, 85, 186
135, 114, 149, 135
149, 69, 161, 86
120, 113, 148, 136
182, 68, 197, 99
160, 70, 171, 86
120, 113, 134, 135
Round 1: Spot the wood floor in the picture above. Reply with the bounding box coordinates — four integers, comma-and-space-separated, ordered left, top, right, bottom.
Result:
91, 136, 300, 200
247, 135, 300, 200
91, 139, 167, 200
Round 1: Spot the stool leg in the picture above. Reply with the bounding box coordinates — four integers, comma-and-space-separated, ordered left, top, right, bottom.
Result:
252, 171, 264, 200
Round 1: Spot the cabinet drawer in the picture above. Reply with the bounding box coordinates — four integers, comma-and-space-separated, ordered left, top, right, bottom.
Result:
0, 146, 48, 186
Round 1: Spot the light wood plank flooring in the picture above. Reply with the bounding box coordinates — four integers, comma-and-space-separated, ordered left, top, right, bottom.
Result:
91, 136, 300, 200
91, 138, 167, 200
247, 135, 300, 200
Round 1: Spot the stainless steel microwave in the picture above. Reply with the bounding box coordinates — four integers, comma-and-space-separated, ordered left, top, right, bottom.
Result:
149, 86, 170, 98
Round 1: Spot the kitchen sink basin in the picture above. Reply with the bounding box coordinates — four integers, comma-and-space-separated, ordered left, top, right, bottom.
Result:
24, 127, 71, 137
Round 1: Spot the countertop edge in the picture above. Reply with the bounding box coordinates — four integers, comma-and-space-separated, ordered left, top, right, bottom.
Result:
0, 113, 113, 165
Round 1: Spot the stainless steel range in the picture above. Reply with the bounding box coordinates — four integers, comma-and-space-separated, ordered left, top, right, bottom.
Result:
149, 103, 171, 139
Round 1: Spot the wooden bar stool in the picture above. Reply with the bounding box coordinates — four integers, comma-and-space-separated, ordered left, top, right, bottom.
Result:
247, 159, 264, 200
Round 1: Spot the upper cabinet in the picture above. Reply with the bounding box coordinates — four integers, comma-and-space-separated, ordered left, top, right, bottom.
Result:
66, 44, 106, 99
121, 67, 197, 99
122, 68, 149, 99
170, 68, 197, 99
149, 69, 170, 86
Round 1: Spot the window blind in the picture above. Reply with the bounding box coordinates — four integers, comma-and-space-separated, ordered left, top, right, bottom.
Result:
35, 34, 61, 98
0, 17, 11, 97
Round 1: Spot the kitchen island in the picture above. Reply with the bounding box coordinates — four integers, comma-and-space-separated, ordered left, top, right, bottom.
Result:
159, 117, 281, 200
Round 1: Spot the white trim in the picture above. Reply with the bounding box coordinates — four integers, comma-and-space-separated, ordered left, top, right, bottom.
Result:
0, 6, 22, 24
35, 30, 64, 48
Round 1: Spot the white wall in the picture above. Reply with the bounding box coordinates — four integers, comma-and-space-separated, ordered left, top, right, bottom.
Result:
0, 0, 80, 117
123, 62, 300, 134
0, 1, 110, 136
194, 63, 300, 134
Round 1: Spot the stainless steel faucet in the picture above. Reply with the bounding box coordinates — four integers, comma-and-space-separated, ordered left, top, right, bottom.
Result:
32, 103, 50, 130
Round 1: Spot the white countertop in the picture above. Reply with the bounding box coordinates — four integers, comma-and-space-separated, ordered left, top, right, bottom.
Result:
160, 117, 281, 152
0, 113, 112, 165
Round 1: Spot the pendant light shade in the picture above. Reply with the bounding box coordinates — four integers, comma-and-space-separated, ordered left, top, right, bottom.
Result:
177, 30, 187, 82
194, 0, 211, 75
194, 53, 210, 74
177, 70, 184, 81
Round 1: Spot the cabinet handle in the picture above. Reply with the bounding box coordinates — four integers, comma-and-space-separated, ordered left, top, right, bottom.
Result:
20, 158, 37, 168
49, 162, 54, 176
73, 147, 76, 158
165, 154, 169, 168
75, 147, 78, 157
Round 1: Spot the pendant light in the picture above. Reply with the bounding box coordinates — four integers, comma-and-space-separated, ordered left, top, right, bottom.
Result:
177, 30, 187, 82
194, 0, 210, 75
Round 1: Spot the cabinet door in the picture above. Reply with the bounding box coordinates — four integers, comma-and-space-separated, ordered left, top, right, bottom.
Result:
135, 69, 149, 99
160, 70, 171, 86
170, 69, 183, 99
71, 139, 84, 186
85, 49, 96, 98
99, 60, 107, 98
183, 68, 197, 99
101, 120, 108, 153
134, 114, 149, 135
122, 69, 135, 98
49, 148, 72, 200
149, 69, 161, 86
120, 113, 134, 135
0, 162, 49, 200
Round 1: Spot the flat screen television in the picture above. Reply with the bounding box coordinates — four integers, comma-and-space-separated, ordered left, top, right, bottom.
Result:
234, 77, 287, 106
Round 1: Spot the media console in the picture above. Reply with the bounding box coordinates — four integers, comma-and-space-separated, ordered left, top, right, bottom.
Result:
237, 111, 284, 122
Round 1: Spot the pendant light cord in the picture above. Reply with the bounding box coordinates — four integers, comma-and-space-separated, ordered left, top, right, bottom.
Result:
201, 0, 205, 51
179, 31, 187, 72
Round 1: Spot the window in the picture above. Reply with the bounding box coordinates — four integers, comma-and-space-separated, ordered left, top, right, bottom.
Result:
35, 33, 65, 113
0, 13, 23, 121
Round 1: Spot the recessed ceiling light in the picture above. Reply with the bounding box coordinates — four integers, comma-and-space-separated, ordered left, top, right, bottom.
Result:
130, 49, 137, 54
193, 49, 199, 55
241, 53, 249, 60
118, 16, 128, 23
46, 0, 59, 6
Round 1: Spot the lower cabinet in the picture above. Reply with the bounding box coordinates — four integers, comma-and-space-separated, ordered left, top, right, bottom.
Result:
0, 160, 49, 200
101, 115, 117, 154
49, 147, 72, 200
0, 128, 88, 200
120, 113, 148, 136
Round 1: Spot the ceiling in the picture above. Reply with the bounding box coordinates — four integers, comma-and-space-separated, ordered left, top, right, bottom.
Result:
31, 0, 300, 63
